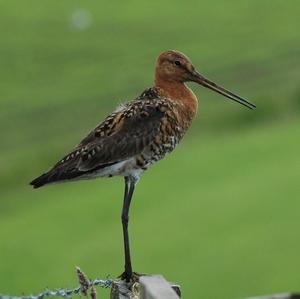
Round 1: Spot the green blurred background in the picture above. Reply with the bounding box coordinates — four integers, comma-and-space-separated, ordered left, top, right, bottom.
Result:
1, 1, 300, 298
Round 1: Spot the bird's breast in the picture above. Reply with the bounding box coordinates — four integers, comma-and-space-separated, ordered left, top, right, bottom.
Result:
156, 82, 198, 120
132, 98, 195, 171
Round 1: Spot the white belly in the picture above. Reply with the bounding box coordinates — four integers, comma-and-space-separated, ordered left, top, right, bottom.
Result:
79, 158, 144, 181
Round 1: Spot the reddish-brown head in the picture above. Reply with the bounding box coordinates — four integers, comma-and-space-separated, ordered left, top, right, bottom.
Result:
155, 50, 195, 83
155, 50, 256, 109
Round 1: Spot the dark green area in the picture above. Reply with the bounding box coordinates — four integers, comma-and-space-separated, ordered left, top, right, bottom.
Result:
0, 1, 300, 298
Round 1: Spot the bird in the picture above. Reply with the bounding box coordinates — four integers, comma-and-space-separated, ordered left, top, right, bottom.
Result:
30, 50, 256, 282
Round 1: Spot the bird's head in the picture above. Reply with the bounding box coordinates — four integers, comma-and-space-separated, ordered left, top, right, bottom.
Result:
155, 50, 256, 109
156, 50, 195, 83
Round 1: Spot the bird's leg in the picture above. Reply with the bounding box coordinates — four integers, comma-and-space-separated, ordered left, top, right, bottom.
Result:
121, 176, 136, 282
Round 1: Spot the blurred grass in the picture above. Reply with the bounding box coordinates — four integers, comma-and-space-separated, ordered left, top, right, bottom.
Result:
0, 1, 300, 298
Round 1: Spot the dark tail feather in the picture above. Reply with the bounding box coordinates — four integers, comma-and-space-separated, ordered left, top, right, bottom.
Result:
30, 166, 85, 188
30, 172, 52, 188
30, 161, 118, 188
30, 168, 76, 188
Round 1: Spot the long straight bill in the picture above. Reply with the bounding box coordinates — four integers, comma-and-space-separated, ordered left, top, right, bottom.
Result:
194, 72, 256, 109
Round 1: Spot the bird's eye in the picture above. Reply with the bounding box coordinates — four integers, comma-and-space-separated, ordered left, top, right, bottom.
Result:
174, 60, 181, 66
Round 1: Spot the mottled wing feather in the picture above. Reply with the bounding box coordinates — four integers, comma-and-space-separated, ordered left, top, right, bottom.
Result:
54, 88, 168, 171
75, 88, 159, 148
77, 100, 166, 171
30, 88, 173, 187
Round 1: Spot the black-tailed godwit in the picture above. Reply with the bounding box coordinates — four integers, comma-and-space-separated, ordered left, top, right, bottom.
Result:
30, 50, 256, 281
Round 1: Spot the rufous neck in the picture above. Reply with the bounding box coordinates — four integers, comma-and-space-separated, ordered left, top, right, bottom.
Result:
155, 75, 198, 117
155, 70, 188, 95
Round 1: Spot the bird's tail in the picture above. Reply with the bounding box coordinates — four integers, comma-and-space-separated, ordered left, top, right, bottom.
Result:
30, 168, 68, 188
30, 165, 84, 188
30, 172, 53, 188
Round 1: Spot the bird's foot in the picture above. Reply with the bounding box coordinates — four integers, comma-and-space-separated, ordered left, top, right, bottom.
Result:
119, 271, 145, 283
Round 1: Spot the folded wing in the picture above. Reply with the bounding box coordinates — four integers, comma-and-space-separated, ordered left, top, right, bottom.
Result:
30, 92, 169, 188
